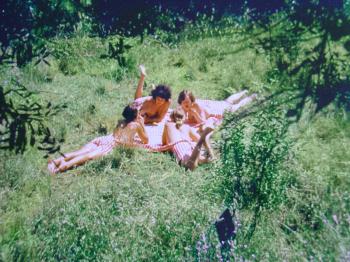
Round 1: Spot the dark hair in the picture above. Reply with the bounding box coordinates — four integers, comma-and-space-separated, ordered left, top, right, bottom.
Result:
122, 105, 138, 125
178, 90, 195, 104
151, 85, 171, 101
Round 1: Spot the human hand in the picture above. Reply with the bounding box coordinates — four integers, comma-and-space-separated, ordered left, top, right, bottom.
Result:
139, 64, 147, 77
137, 114, 145, 125
188, 107, 199, 117
181, 103, 190, 112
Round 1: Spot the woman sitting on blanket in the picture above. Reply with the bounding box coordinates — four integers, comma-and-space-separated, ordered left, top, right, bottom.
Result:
48, 105, 148, 174
177, 89, 257, 126
133, 65, 171, 124
162, 107, 215, 171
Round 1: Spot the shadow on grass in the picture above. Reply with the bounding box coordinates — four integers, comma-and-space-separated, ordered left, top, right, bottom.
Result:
86, 147, 136, 174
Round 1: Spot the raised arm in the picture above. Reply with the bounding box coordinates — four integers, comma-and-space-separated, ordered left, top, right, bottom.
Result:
134, 65, 147, 100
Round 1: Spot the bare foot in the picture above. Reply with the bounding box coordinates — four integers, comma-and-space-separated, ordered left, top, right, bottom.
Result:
48, 160, 59, 174
139, 64, 147, 77
48, 158, 62, 167
250, 93, 258, 101
230, 94, 257, 112
226, 90, 248, 104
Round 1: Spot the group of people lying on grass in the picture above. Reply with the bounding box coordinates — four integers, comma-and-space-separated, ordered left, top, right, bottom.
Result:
48, 65, 257, 173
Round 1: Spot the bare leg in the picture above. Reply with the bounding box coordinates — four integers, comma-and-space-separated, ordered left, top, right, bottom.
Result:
61, 146, 95, 161
49, 146, 95, 168
203, 136, 215, 159
184, 127, 213, 170
200, 120, 215, 159
230, 94, 257, 112
57, 150, 105, 172
225, 90, 248, 104
134, 65, 146, 100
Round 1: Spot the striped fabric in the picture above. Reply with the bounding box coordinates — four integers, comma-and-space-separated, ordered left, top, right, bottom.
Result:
80, 111, 175, 155
196, 99, 231, 118
192, 96, 256, 128
196, 96, 256, 118
47, 96, 256, 173
172, 140, 195, 164
83, 131, 173, 154
84, 134, 116, 156
190, 116, 223, 129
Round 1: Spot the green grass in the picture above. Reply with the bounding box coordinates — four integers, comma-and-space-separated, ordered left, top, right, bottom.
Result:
1, 25, 349, 261
253, 115, 350, 261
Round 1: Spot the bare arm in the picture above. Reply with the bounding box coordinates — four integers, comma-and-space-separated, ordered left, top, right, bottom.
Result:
189, 103, 209, 123
189, 109, 204, 123
189, 127, 200, 142
134, 65, 146, 100
203, 136, 215, 159
201, 106, 210, 119
136, 122, 149, 144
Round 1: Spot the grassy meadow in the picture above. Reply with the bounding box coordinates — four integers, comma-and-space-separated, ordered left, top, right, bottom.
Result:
0, 22, 349, 261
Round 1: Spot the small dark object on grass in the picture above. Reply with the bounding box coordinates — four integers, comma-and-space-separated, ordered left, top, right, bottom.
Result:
215, 208, 235, 246
97, 123, 107, 135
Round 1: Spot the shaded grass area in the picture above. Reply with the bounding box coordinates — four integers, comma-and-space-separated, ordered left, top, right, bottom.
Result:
237, 115, 350, 260
1, 28, 349, 261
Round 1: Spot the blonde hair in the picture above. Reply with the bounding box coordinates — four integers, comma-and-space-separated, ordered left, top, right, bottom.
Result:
170, 107, 185, 129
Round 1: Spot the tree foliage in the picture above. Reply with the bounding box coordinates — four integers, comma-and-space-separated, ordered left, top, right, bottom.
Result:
0, 79, 66, 154
247, 0, 350, 118
0, 0, 89, 66
0, 1, 85, 154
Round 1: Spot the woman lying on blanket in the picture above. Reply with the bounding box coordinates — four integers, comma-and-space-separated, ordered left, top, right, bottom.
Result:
133, 65, 172, 124
177, 89, 257, 126
162, 107, 215, 171
48, 105, 148, 174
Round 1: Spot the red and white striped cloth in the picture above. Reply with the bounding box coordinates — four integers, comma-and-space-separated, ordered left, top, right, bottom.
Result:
83, 134, 116, 156
86, 95, 252, 154
172, 139, 196, 164
196, 99, 231, 118
78, 111, 175, 155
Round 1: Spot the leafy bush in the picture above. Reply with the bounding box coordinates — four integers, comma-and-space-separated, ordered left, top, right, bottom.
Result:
58, 56, 83, 75
104, 37, 132, 68
218, 105, 291, 236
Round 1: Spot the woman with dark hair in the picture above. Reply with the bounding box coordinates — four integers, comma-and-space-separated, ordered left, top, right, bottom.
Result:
178, 89, 257, 126
133, 65, 172, 124
48, 105, 148, 174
